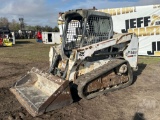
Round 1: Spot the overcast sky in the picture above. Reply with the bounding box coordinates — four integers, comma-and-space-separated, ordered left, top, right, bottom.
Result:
0, 0, 159, 27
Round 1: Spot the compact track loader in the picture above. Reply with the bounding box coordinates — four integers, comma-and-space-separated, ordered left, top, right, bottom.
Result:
10, 9, 138, 117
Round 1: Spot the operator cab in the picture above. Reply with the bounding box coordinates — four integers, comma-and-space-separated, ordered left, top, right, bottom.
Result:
61, 10, 113, 57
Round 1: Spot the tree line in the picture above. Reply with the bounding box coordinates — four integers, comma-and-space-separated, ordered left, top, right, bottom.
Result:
0, 17, 59, 32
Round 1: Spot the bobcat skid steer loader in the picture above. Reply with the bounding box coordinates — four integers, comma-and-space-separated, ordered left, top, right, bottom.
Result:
10, 9, 138, 117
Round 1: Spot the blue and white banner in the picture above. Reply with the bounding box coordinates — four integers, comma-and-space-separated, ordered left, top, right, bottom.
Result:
98, 4, 160, 56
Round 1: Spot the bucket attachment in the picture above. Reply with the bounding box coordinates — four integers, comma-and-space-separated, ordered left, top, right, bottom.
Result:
10, 68, 73, 117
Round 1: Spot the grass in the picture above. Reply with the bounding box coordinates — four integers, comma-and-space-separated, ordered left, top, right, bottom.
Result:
0, 39, 160, 65
0, 39, 52, 64
138, 56, 160, 64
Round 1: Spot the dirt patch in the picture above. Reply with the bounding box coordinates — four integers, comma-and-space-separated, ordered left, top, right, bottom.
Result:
0, 40, 160, 120
0, 62, 160, 120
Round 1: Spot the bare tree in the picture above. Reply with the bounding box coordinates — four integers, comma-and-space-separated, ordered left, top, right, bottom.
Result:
0, 17, 9, 27
0, 17, 59, 32
9, 19, 20, 31
53, 26, 59, 32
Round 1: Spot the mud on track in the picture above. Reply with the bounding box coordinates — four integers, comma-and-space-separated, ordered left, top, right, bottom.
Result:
0, 40, 160, 120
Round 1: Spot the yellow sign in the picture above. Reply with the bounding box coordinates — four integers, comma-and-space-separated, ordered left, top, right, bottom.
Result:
98, 7, 136, 16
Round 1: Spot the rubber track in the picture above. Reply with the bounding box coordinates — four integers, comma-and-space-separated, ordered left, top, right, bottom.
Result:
76, 59, 133, 99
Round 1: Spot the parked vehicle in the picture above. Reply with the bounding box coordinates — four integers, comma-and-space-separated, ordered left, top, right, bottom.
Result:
0, 27, 12, 47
